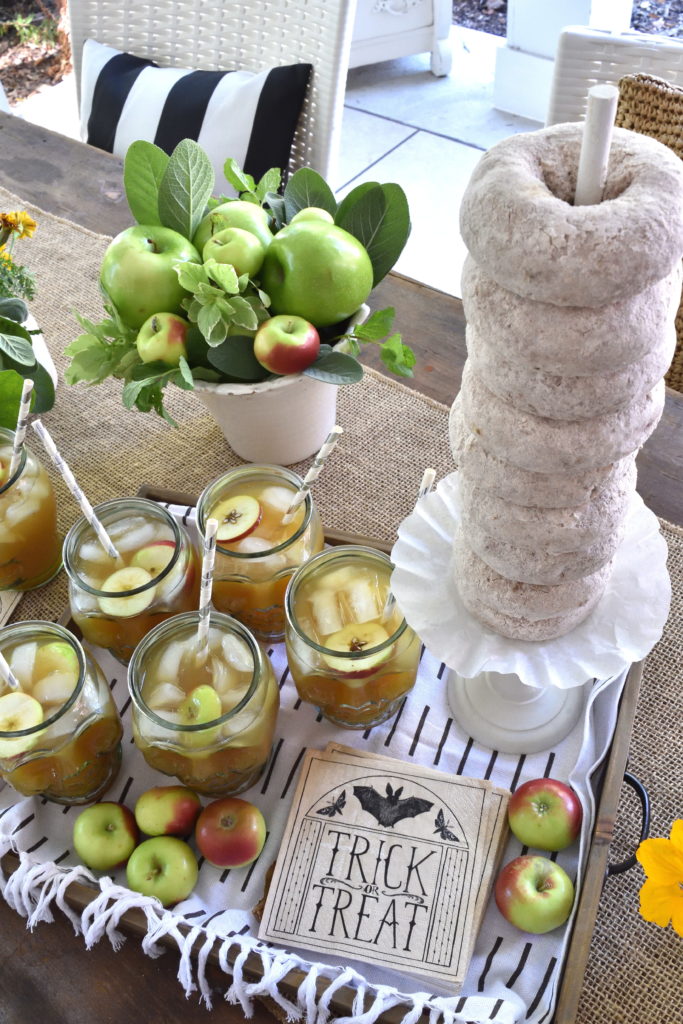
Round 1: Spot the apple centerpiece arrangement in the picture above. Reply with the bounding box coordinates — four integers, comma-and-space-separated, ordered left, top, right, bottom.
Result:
64, 140, 414, 425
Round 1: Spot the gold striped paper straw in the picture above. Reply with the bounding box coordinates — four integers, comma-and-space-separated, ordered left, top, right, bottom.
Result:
382, 468, 436, 623
31, 419, 120, 560
281, 425, 344, 525
196, 517, 218, 656
0, 650, 20, 691
8, 379, 34, 479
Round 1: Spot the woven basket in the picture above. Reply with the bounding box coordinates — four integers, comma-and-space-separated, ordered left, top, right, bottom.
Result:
66, 0, 356, 182
616, 73, 683, 393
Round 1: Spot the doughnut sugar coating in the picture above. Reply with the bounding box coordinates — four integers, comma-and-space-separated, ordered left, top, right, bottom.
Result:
459, 124, 683, 307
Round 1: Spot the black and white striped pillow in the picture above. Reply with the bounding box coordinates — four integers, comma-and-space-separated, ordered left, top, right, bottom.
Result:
80, 39, 312, 194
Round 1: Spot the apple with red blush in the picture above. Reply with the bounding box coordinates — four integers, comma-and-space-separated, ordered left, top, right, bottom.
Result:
136, 312, 190, 366
134, 785, 202, 837
495, 855, 574, 934
508, 778, 582, 852
195, 796, 266, 868
253, 315, 320, 376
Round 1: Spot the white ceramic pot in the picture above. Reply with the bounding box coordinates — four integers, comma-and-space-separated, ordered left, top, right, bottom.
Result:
193, 306, 369, 465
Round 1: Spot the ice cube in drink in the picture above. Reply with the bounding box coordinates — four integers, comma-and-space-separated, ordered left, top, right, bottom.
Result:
0, 622, 122, 803
197, 466, 324, 641
64, 498, 199, 663
129, 611, 279, 795
285, 546, 421, 728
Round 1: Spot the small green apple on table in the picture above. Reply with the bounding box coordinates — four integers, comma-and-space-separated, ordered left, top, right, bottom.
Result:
64, 141, 414, 462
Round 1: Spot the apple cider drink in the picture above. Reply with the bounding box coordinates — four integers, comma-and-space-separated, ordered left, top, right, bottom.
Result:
0, 427, 61, 591
128, 611, 279, 796
64, 498, 199, 663
285, 546, 421, 728
0, 622, 123, 803
197, 466, 324, 642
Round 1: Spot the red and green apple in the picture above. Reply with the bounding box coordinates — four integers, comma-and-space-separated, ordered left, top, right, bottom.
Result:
508, 778, 583, 852
134, 785, 202, 837
136, 312, 190, 366
495, 855, 575, 934
194, 796, 266, 868
253, 314, 320, 375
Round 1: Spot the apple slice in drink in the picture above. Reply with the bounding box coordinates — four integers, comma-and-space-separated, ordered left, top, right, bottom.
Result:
178, 684, 222, 748
98, 566, 156, 617
0, 691, 44, 757
0, 458, 8, 486
322, 622, 392, 678
33, 671, 79, 709
131, 540, 176, 578
34, 641, 79, 679
213, 495, 262, 543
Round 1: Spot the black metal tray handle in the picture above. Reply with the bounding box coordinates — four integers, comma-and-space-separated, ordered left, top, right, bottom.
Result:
606, 770, 651, 877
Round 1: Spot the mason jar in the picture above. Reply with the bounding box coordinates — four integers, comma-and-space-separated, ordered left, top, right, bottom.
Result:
285, 546, 421, 728
197, 464, 324, 642
0, 426, 61, 590
128, 610, 279, 795
63, 497, 199, 664
0, 621, 122, 803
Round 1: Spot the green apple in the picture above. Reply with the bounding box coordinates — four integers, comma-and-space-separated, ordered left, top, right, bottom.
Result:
72, 802, 139, 871
202, 227, 266, 277
192, 200, 273, 254
260, 220, 373, 326
290, 207, 334, 225
100, 225, 200, 330
136, 312, 190, 366
134, 785, 202, 837
126, 836, 198, 906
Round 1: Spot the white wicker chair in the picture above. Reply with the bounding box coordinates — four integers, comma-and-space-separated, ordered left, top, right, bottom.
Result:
546, 25, 683, 126
67, 0, 357, 181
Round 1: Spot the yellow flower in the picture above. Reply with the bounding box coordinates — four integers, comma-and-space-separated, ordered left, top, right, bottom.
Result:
637, 819, 683, 937
14, 211, 37, 239
0, 247, 13, 267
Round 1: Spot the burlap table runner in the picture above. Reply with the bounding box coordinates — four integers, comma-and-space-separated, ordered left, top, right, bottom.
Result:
4, 188, 682, 1022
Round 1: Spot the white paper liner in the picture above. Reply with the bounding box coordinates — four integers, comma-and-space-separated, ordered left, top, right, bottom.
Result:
390, 471, 670, 689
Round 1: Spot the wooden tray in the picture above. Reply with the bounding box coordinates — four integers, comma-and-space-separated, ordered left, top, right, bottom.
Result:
1, 484, 646, 1024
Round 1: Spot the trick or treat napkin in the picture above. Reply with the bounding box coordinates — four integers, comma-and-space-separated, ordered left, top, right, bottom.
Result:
258, 745, 510, 993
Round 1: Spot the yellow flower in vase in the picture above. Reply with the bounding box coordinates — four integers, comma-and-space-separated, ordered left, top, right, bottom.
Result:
636, 818, 683, 937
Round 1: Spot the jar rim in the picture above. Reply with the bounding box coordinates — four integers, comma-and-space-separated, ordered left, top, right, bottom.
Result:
127, 610, 264, 732
284, 545, 409, 658
197, 464, 314, 558
63, 497, 183, 596
0, 621, 87, 737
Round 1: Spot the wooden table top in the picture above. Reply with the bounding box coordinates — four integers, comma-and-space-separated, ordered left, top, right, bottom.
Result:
0, 111, 681, 1023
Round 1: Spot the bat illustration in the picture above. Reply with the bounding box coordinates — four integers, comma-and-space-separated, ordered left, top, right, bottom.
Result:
353, 783, 433, 828
433, 808, 459, 842
316, 790, 346, 817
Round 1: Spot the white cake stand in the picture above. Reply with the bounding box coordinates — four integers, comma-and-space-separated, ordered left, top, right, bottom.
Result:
391, 472, 671, 754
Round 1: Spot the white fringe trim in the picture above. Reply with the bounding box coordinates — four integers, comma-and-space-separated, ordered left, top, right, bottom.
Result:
0, 828, 516, 1023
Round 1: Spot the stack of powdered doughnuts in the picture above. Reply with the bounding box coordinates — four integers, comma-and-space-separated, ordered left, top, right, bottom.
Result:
450, 122, 683, 641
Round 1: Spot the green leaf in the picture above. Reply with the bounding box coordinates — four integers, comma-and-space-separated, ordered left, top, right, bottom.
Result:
335, 183, 410, 287
0, 298, 28, 324
264, 191, 286, 230
124, 141, 169, 225
0, 369, 26, 428
207, 337, 270, 381
178, 356, 194, 387
204, 259, 239, 294
380, 333, 415, 378
303, 350, 364, 385
224, 159, 256, 197
21, 361, 55, 414
185, 325, 211, 367
64, 337, 113, 384
228, 296, 259, 331
0, 325, 35, 367
256, 168, 282, 201
352, 307, 396, 342
158, 139, 214, 240
190, 366, 222, 382
176, 262, 209, 291
284, 168, 337, 220
197, 303, 225, 342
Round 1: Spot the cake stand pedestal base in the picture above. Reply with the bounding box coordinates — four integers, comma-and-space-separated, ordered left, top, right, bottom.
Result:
447, 669, 588, 754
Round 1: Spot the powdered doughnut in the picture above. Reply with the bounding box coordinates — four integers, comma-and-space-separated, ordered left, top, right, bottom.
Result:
461, 257, 682, 376
466, 322, 676, 420
449, 397, 636, 509
460, 363, 665, 472
458, 474, 631, 553
454, 531, 610, 641
459, 124, 683, 307
462, 512, 624, 585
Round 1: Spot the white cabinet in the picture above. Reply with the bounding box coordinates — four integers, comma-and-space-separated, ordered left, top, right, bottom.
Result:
349, 0, 452, 77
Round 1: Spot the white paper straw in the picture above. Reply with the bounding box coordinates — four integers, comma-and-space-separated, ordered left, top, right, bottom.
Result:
0, 650, 20, 691
382, 468, 437, 623
196, 517, 218, 655
281, 425, 343, 526
8, 379, 34, 479
31, 419, 120, 560
575, 84, 619, 207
